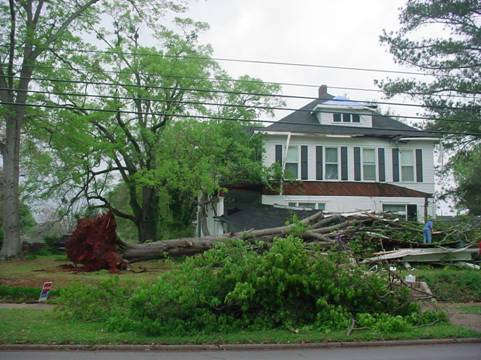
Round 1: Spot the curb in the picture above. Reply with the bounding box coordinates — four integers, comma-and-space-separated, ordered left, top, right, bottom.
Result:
1, 338, 480, 351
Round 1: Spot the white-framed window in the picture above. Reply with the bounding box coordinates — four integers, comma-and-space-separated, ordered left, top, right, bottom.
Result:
288, 202, 325, 211
382, 204, 407, 219
325, 147, 339, 180
333, 113, 360, 123
383, 204, 417, 221
362, 148, 376, 181
285, 145, 299, 179
400, 150, 414, 182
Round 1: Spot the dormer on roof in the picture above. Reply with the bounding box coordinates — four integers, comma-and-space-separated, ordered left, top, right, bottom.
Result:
312, 92, 374, 128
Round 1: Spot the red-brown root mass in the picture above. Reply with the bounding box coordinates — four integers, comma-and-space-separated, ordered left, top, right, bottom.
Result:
66, 212, 126, 273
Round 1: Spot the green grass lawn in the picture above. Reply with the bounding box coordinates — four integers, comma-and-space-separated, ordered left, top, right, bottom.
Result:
398, 266, 481, 302
0, 308, 479, 345
0, 254, 172, 300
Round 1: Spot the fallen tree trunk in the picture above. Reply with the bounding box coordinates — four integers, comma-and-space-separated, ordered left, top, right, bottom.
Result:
124, 236, 227, 262
66, 211, 331, 270
66, 210, 481, 272
124, 211, 328, 262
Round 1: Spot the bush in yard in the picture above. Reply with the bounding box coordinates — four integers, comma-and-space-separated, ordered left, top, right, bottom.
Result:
128, 236, 419, 335
57, 277, 133, 324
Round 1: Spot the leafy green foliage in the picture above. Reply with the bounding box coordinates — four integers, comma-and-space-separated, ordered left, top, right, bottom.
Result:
357, 311, 447, 333
24, 14, 281, 242
449, 146, 481, 214
57, 277, 133, 323
378, 0, 481, 213
60, 237, 431, 336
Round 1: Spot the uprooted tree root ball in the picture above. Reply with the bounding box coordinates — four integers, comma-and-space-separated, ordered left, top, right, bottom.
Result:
66, 212, 127, 272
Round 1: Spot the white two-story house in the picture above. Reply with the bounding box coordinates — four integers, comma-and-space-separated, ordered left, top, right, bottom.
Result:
200, 86, 439, 236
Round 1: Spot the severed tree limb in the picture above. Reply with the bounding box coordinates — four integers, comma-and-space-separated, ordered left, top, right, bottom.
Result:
122, 211, 328, 262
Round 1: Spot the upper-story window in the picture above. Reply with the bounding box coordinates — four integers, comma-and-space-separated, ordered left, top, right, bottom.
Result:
333, 112, 360, 123
362, 148, 376, 181
285, 146, 299, 178
400, 150, 414, 182
325, 147, 339, 180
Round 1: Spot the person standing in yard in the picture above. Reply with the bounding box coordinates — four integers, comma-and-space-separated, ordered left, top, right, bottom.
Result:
423, 219, 433, 244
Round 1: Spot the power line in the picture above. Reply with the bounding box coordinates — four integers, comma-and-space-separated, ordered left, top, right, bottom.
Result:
1, 100, 480, 137
6, 75, 480, 113
6, 62, 474, 100
4, 87, 480, 125
2, 44, 434, 76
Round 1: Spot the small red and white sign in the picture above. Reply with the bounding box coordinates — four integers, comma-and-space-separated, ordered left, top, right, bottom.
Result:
39, 281, 53, 302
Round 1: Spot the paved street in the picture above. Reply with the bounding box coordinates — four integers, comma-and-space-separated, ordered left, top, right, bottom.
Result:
1, 344, 481, 360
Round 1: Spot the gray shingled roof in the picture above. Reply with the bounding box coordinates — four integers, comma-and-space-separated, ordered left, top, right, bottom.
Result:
264, 94, 437, 138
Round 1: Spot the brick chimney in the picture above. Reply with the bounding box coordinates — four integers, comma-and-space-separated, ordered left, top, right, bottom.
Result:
318, 85, 328, 98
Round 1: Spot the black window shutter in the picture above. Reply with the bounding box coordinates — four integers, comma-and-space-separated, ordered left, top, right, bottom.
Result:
378, 148, 385, 182
416, 149, 423, 182
275, 145, 282, 164
316, 146, 323, 180
301, 145, 308, 180
341, 146, 348, 180
354, 147, 361, 181
392, 148, 399, 182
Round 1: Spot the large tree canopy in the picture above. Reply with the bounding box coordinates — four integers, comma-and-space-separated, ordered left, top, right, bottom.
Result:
0, 0, 191, 257
377, 0, 481, 214
23, 14, 281, 242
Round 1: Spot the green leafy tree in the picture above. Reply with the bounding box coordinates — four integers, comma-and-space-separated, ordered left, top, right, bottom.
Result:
377, 0, 481, 213
449, 144, 481, 214
153, 119, 267, 237
107, 118, 268, 241
0, 0, 188, 258
25, 17, 281, 242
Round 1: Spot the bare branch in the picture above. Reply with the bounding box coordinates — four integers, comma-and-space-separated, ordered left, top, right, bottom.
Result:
34, 0, 101, 58
87, 194, 136, 221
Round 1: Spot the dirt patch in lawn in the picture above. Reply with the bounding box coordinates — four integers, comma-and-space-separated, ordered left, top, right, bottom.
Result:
0, 255, 171, 289
438, 302, 481, 333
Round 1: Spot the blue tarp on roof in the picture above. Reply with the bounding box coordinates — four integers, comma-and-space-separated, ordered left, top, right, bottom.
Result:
321, 96, 368, 108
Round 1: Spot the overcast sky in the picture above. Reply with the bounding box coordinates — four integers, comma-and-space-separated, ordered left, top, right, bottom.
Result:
184, 0, 423, 114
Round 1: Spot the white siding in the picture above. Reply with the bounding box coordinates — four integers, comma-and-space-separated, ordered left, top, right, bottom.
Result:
262, 134, 436, 194
316, 111, 373, 128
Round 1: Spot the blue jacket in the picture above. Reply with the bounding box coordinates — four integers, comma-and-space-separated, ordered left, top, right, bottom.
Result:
423, 220, 433, 232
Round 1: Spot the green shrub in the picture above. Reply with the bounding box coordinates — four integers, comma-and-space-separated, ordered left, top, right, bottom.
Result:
43, 235, 59, 250
59, 237, 443, 336
57, 277, 134, 325
128, 237, 418, 335
356, 310, 447, 333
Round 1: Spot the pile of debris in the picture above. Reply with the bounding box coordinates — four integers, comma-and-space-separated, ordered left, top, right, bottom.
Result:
65, 211, 481, 272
